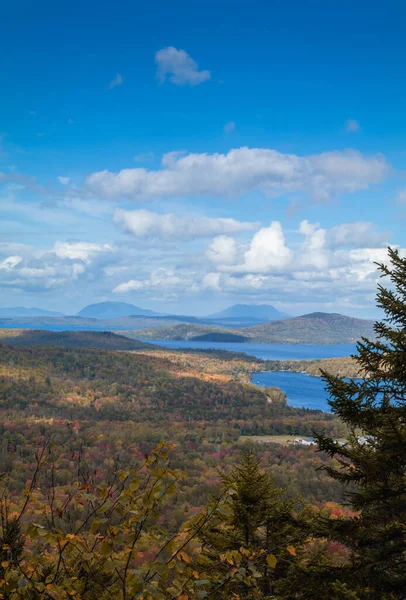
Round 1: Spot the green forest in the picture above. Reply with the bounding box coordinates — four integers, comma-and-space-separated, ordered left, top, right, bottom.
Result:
0, 249, 405, 599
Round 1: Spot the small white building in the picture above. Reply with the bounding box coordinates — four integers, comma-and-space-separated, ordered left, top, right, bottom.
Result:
294, 438, 314, 446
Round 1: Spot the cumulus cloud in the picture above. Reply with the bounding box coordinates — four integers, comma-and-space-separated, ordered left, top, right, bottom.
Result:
52, 241, 113, 263
345, 119, 360, 132
113, 208, 259, 240
297, 220, 328, 270
0, 255, 86, 291
201, 219, 403, 300
113, 268, 198, 295
109, 73, 123, 89
223, 222, 293, 274
328, 222, 387, 248
201, 272, 221, 291
86, 147, 388, 202
206, 236, 238, 265
155, 46, 210, 86
107, 216, 403, 308
58, 176, 70, 185
0, 241, 114, 292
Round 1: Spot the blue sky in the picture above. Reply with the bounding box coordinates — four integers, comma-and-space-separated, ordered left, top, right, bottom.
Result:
1, 0, 406, 317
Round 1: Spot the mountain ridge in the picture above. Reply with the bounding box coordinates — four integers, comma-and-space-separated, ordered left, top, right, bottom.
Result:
76, 301, 165, 319
0, 306, 65, 318
207, 303, 289, 321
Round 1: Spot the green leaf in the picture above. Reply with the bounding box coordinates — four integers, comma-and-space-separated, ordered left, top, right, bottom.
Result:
100, 541, 111, 556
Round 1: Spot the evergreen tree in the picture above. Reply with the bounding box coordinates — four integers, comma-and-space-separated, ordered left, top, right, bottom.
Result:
197, 452, 308, 598
314, 248, 406, 599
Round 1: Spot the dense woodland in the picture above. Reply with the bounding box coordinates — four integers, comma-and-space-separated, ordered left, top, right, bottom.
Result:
0, 249, 405, 598
0, 343, 347, 517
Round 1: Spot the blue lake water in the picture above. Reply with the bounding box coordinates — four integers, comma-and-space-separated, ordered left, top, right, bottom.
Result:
147, 340, 357, 413
252, 371, 332, 412
147, 340, 357, 361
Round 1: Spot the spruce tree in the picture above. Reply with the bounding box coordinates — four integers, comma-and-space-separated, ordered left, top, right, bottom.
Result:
314, 248, 406, 599
197, 452, 307, 598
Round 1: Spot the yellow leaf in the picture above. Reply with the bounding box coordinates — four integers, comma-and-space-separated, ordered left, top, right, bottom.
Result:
287, 545, 296, 556
179, 551, 192, 564
266, 554, 277, 568
1, 561, 8, 568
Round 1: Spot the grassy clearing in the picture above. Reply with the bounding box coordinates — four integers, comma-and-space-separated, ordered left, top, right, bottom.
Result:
239, 434, 347, 445
239, 435, 301, 444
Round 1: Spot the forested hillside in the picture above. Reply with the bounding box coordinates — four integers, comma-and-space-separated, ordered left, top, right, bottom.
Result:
0, 329, 154, 350
0, 344, 347, 520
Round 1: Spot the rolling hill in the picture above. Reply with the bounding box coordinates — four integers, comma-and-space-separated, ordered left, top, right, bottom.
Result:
129, 312, 376, 345
122, 323, 224, 341
242, 312, 375, 344
0, 329, 155, 350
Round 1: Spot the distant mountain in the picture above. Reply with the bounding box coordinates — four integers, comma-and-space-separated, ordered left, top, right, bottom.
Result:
0, 307, 65, 318
77, 302, 164, 319
0, 329, 155, 350
207, 304, 289, 321
240, 312, 375, 344
133, 312, 375, 345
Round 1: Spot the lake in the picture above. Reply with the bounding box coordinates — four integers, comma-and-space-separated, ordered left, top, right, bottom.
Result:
147, 340, 357, 361
147, 340, 357, 413
252, 371, 332, 412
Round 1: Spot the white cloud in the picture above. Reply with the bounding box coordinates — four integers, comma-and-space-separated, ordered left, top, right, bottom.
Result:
113, 208, 259, 240
0, 240, 115, 293
155, 46, 210, 86
200, 219, 405, 306
113, 279, 145, 294
224, 121, 236, 133
102, 216, 404, 308
328, 222, 387, 248
53, 241, 113, 263
223, 222, 293, 274
109, 73, 123, 89
0, 256, 23, 271
297, 220, 329, 270
345, 119, 360, 132
113, 268, 198, 295
207, 236, 238, 265
58, 176, 70, 185
201, 272, 221, 291
86, 147, 388, 202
